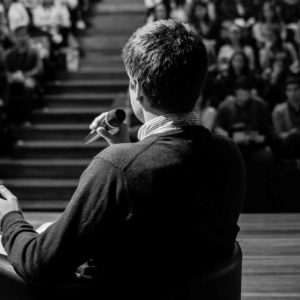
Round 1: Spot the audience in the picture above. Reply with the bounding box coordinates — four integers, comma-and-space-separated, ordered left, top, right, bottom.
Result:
215, 78, 273, 166
5, 25, 43, 125
7, 0, 30, 32
272, 75, 300, 159
0, 0, 299, 209
217, 23, 256, 70
259, 25, 299, 72
0, 0, 88, 138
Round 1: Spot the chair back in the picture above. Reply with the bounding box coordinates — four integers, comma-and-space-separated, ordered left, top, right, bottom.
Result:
185, 242, 242, 300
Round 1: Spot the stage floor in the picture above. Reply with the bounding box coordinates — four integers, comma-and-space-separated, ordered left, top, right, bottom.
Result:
5, 213, 300, 299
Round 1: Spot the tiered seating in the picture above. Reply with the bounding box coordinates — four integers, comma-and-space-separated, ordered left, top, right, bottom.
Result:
0, 0, 144, 211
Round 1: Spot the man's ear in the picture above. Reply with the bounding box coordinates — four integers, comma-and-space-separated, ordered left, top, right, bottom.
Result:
131, 79, 145, 103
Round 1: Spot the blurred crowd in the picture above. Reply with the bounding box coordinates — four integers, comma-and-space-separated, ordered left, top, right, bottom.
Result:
0, 0, 89, 154
143, 0, 300, 165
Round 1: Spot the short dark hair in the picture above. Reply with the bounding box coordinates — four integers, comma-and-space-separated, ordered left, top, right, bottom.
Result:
122, 20, 208, 113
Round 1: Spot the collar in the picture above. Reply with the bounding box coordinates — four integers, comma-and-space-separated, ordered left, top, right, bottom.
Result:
137, 111, 200, 141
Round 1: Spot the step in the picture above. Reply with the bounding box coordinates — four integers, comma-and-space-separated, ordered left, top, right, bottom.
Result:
79, 35, 129, 52
0, 158, 90, 178
31, 108, 105, 123
16, 124, 92, 140
86, 14, 144, 35
56, 68, 127, 80
45, 79, 128, 94
93, 3, 145, 14
1, 179, 78, 200
13, 140, 108, 159
80, 56, 124, 68
43, 93, 116, 108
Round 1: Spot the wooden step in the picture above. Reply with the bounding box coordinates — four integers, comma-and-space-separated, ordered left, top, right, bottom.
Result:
56, 68, 127, 80
16, 124, 92, 141
45, 79, 128, 94
93, 2, 145, 14
86, 14, 144, 35
0, 158, 89, 178
31, 108, 104, 123
79, 35, 129, 48
44, 94, 116, 108
13, 140, 108, 159
80, 56, 124, 68
1, 179, 78, 200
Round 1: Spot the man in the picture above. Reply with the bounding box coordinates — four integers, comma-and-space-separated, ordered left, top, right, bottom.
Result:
0, 20, 245, 299
215, 77, 273, 165
272, 76, 300, 159
5, 25, 43, 124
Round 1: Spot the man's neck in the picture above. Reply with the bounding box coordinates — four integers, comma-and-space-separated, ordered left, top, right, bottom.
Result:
142, 109, 164, 124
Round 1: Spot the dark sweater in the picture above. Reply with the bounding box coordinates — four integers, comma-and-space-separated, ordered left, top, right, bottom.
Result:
1, 125, 245, 298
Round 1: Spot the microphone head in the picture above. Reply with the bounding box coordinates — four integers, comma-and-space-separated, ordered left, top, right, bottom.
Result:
106, 109, 126, 128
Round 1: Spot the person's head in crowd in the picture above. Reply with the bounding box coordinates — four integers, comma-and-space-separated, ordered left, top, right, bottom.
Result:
262, 25, 283, 49
285, 76, 300, 108
189, 0, 209, 24
228, 50, 250, 76
272, 51, 289, 72
260, 1, 280, 23
234, 77, 253, 106
153, 0, 171, 21
122, 20, 208, 120
227, 24, 243, 46
13, 25, 29, 49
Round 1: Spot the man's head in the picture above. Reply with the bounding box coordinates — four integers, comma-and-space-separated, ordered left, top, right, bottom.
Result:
122, 20, 208, 120
234, 77, 253, 106
286, 76, 300, 107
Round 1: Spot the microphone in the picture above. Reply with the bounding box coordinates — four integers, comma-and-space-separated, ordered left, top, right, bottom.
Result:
84, 108, 126, 144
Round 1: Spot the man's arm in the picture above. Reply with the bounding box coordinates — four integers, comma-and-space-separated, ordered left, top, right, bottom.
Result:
0, 157, 129, 286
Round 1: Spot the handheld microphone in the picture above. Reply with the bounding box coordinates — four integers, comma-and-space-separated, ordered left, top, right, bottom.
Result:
84, 108, 126, 144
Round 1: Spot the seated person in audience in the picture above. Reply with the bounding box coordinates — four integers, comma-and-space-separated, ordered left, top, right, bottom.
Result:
223, 50, 261, 99
259, 25, 299, 73
5, 25, 43, 124
217, 23, 255, 70
252, 1, 283, 48
7, 0, 30, 32
202, 55, 230, 108
215, 77, 273, 166
277, 0, 300, 26
169, 0, 188, 22
188, 0, 218, 64
32, 0, 71, 47
262, 51, 291, 110
146, 0, 171, 23
219, 0, 256, 23
188, 0, 218, 40
272, 76, 300, 159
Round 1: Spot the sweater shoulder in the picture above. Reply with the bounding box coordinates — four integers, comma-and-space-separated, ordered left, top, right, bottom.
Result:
94, 138, 158, 170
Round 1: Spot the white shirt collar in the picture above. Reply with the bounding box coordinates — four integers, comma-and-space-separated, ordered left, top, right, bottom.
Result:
138, 111, 200, 141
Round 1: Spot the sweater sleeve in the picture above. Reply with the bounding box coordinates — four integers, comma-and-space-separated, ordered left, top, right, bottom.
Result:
1, 156, 130, 286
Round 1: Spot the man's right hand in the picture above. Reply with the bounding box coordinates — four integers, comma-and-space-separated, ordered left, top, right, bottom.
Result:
89, 113, 130, 145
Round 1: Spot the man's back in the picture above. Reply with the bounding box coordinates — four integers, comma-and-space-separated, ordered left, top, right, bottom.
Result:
90, 125, 245, 297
